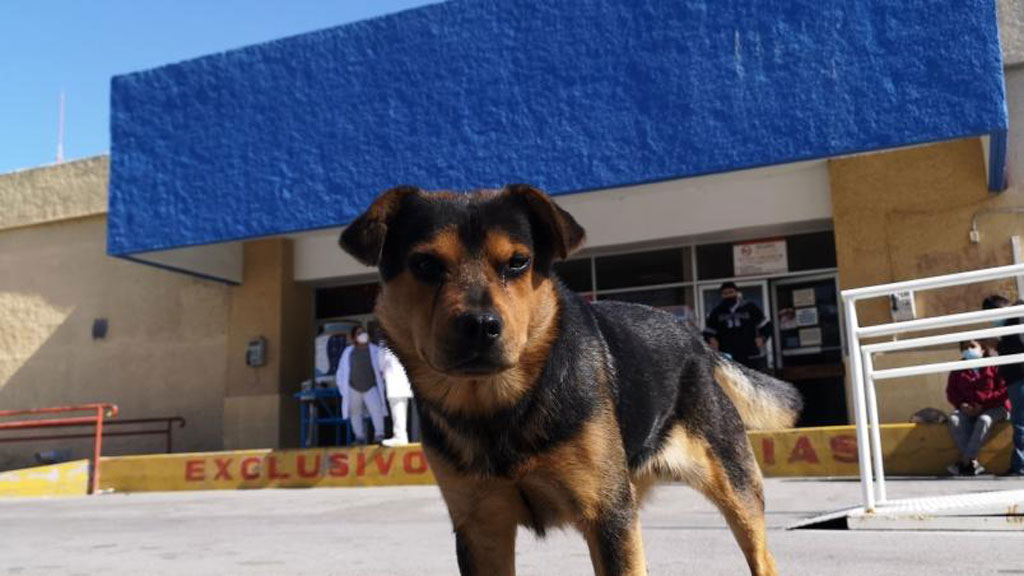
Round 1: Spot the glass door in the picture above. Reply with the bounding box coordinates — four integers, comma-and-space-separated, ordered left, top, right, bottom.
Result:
769, 274, 842, 368
769, 273, 847, 426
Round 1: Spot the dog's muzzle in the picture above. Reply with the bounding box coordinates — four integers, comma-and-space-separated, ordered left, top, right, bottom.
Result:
444, 311, 506, 374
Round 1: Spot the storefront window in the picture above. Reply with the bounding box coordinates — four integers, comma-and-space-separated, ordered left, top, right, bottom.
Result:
552, 258, 593, 295
598, 286, 695, 323
785, 231, 837, 272
311, 230, 844, 427
315, 282, 379, 319
696, 242, 734, 280
774, 277, 842, 363
595, 247, 690, 290
697, 231, 836, 280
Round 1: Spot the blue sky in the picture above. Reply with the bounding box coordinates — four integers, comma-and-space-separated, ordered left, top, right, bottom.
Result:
0, 0, 439, 174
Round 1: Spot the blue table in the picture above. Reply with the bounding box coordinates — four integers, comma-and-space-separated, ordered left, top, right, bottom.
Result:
295, 386, 352, 448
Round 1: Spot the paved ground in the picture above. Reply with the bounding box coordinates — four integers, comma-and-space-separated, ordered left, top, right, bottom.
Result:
1, 477, 1022, 575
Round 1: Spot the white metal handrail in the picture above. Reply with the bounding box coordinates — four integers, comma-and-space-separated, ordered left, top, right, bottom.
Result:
857, 304, 1024, 339
872, 353, 1024, 381
843, 263, 1024, 299
842, 264, 1024, 512
862, 323, 1024, 354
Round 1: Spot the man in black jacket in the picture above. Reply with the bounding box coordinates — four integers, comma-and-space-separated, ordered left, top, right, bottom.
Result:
704, 281, 772, 372
983, 295, 1024, 476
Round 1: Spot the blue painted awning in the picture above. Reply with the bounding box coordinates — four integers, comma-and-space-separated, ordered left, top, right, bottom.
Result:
109, 0, 1008, 258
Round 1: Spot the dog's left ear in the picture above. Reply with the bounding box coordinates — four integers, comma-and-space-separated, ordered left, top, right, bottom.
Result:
339, 186, 420, 267
503, 184, 586, 261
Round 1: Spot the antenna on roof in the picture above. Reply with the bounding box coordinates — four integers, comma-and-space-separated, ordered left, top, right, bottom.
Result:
56, 90, 66, 163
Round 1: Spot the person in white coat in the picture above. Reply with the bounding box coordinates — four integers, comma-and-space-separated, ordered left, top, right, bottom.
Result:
380, 343, 413, 447
335, 326, 388, 444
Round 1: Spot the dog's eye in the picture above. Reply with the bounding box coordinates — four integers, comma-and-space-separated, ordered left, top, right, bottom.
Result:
505, 254, 531, 277
409, 254, 445, 283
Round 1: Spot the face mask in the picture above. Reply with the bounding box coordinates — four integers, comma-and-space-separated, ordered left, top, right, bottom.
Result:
722, 296, 738, 305
356, 333, 369, 345
962, 347, 983, 360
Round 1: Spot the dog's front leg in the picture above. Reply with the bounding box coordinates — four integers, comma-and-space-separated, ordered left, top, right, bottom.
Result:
427, 447, 519, 576
453, 514, 517, 576
582, 511, 648, 576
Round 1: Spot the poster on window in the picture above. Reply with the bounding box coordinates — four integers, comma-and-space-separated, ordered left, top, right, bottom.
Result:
733, 239, 788, 276
798, 327, 823, 347
778, 308, 797, 331
792, 288, 816, 308
795, 307, 819, 327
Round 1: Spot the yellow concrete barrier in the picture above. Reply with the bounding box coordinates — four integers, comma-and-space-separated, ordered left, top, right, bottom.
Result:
750, 422, 1014, 477
100, 443, 434, 492
95, 423, 1016, 493
0, 460, 89, 497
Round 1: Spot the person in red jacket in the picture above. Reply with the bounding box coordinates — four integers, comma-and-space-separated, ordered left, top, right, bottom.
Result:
946, 340, 1011, 476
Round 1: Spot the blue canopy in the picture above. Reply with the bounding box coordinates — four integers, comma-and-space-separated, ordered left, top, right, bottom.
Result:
109, 0, 1008, 258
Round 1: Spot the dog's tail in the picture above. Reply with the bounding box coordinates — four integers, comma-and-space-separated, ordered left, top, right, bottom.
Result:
713, 359, 802, 430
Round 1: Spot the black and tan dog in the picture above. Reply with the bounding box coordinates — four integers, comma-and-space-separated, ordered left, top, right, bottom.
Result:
339, 184, 802, 576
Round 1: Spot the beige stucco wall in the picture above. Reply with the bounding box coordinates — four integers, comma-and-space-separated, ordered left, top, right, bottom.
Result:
1000, 0, 1024, 66
0, 156, 108, 231
0, 160, 232, 470
831, 138, 1020, 323
871, 350, 956, 423
830, 135, 1024, 423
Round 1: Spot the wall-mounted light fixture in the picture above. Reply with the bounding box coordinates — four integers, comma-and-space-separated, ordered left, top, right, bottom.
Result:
92, 318, 108, 340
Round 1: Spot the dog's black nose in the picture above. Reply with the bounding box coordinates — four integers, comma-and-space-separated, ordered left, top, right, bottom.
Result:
454, 312, 503, 347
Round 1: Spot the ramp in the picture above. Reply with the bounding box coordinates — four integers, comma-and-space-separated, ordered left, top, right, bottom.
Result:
790, 489, 1024, 531
0, 460, 90, 497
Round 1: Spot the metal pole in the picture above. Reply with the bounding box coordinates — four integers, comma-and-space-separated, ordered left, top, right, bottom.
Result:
301, 400, 308, 448
56, 90, 65, 163
0, 416, 107, 429
862, 350, 887, 505
844, 298, 875, 512
91, 405, 105, 495
1012, 236, 1023, 299
166, 420, 173, 454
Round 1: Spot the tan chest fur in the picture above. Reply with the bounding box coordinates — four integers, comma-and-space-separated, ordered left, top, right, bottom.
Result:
425, 411, 628, 532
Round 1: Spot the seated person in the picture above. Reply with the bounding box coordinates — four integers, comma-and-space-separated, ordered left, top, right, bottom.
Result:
945, 340, 1010, 476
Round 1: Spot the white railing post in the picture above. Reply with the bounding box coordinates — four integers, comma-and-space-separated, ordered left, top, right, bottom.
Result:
861, 349, 887, 504
844, 298, 875, 512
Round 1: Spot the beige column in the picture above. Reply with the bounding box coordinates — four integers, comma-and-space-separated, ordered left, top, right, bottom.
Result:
223, 239, 312, 449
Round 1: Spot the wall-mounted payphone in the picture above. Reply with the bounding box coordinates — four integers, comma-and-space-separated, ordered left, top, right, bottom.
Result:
246, 336, 267, 367
890, 290, 916, 322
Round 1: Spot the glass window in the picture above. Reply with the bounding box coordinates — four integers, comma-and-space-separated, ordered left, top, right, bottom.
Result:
315, 283, 380, 319
774, 277, 841, 355
696, 242, 734, 280
595, 248, 688, 290
697, 231, 836, 280
598, 286, 695, 324
786, 231, 837, 272
552, 258, 593, 293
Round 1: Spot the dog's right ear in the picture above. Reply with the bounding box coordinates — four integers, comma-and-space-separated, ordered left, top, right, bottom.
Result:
503, 184, 586, 261
339, 186, 420, 267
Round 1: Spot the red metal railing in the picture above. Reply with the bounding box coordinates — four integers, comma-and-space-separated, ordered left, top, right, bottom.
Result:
0, 417, 187, 453
0, 404, 117, 494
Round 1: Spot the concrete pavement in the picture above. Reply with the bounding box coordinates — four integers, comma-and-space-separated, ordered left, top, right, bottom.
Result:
1, 477, 1022, 575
